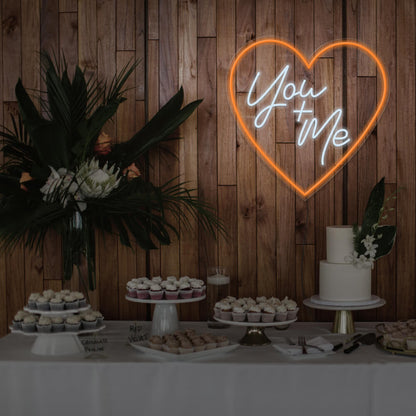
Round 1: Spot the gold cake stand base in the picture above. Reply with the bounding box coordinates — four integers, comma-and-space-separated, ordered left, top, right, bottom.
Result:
239, 327, 271, 346
332, 310, 355, 334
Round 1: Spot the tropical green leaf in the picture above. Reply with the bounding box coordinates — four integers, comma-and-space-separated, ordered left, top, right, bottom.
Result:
374, 225, 396, 259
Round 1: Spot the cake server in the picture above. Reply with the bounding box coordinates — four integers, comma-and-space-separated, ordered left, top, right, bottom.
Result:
332, 333, 362, 351
344, 333, 376, 354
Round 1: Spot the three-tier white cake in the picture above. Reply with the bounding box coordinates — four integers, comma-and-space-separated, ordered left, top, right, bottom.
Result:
319, 226, 372, 302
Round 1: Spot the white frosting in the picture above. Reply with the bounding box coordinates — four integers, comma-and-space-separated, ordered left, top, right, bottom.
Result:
29, 293, 40, 301
319, 260, 371, 301
232, 306, 245, 314
82, 313, 96, 322
207, 274, 230, 285
248, 305, 261, 313
36, 296, 48, 304
66, 315, 81, 324
326, 226, 354, 263
263, 304, 275, 314
51, 317, 64, 324
179, 282, 191, 290
165, 284, 178, 291
150, 284, 162, 291
38, 316, 51, 325
151, 276, 163, 284
276, 304, 287, 313
23, 315, 36, 324
137, 283, 149, 290
166, 276, 177, 283
50, 297, 63, 304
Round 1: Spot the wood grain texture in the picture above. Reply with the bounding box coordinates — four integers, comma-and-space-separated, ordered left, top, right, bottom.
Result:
0, 1, 415, 337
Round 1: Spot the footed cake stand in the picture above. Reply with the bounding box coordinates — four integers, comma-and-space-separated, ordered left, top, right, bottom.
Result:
125, 295, 206, 336
303, 295, 385, 334
13, 305, 105, 356
214, 317, 297, 346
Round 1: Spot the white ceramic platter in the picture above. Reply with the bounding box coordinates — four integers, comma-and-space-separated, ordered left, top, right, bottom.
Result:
214, 316, 297, 328
125, 295, 206, 304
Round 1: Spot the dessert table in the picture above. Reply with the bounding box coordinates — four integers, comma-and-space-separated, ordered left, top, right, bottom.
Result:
0, 321, 415, 416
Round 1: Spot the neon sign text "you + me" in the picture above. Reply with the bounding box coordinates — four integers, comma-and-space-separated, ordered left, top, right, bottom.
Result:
246, 64, 351, 166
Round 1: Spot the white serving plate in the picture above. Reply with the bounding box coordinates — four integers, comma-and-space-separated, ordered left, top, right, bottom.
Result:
130, 341, 239, 361
309, 295, 381, 307
214, 316, 297, 327
125, 295, 205, 304
23, 305, 91, 316
10, 324, 106, 336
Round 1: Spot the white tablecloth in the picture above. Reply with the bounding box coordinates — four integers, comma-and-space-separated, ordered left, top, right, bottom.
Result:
0, 321, 415, 416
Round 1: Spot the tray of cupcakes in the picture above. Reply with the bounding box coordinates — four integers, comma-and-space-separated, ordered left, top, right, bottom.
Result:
213, 296, 298, 326
24, 289, 90, 315
376, 319, 416, 357
130, 328, 238, 360
10, 309, 105, 335
126, 275, 206, 302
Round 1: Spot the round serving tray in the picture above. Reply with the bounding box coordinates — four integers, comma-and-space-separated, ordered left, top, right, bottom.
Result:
125, 295, 205, 304
309, 295, 381, 307
214, 316, 297, 346
376, 335, 416, 357
10, 324, 105, 337
23, 305, 91, 316
303, 297, 385, 311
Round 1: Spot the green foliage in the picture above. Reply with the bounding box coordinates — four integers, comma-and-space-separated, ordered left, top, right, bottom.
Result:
0, 51, 223, 290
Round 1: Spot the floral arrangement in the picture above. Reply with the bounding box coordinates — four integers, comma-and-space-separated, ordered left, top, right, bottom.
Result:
0, 53, 222, 290
348, 177, 397, 268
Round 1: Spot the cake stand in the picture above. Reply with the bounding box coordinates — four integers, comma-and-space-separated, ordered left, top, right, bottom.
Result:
125, 295, 206, 336
303, 295, 386, 334
10, 325, 105, 356
13, 304, 104, 356
214, 317, 297, 346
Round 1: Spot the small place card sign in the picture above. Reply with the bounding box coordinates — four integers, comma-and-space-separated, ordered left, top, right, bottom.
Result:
81, 334, 108, 355
128, 323, 148, 343
228, 39, 388, 198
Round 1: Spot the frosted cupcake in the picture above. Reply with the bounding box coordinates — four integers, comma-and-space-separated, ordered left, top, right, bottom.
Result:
12, 311, 27, 330
71, 292, 87, 308
247, 305, 261, 323
216, 335, 229, 347
179, 282, 193, 299
149, 335, 163, 350
165, 284, 179, 300
81, 313, 97, 330
151, 276, 163, 284
49, 297, 65, 311
91, 310, 104, 325
232, 305, 246, 322
256, 296, 267, 304
65, 315, 81, 331
149, 284, 164, 300
136, 283, 150, 299
191, 337, 206, 352
261, 304, 276, 323
36, 316, 52, 333
219, 303, 232, 320
201, 334, 217, 349
36, 296, 50, 311
51, 316, 64, 332
21, 315, 37, 332
283, 299, 298, 320
191, 280, 204, 298
275, 304, 288, 321
214, 302, 223, 318
179, 276, 191, 284
28, 293, 40, 309
64, 295, 79, 310
166, 276, 178, 284
126, 282, 137, 298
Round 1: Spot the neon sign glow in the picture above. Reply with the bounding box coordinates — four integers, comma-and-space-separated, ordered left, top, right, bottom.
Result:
228, 39, 389, 198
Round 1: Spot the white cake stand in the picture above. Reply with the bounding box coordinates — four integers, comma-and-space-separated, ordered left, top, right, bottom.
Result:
214, 317, 297, 346
10, 325, 105, 356
303, 295, 386, 334
125, 295, 206, 336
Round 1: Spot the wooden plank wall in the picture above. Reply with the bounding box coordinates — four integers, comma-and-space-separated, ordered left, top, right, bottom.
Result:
0, 0, 415, 336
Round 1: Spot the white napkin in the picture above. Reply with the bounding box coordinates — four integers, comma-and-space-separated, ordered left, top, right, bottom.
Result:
273, 336, 334, 359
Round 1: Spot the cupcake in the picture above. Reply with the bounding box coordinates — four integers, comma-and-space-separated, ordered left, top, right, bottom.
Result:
275, 304, 288, 321
261, 304, 276, 323
126, 282, 137, 298
151, 276, 163, 284
60, 289, 71, 296
43, 289, 55, 300
178, 339, 194, 354
21, 315, 37, 332
51, 316, 65, 332
149, 335, 163, 350
36, 316, 52, 333
165, 284, 179, 300
149, 284, 164, 300
49, 296, 65, 311
28, 293, 40, 309
191, 337, 206, 352
65, 315, 81, 331
256, 296, 267, 304
219, 303, 232, 321
214, 302, 223, 318
12, 311, 27, 330
179, 282, 193, 299
91, 310, 104, 326
64, 295, 79, 310
160, 280, 169, 289
232, 305, 246, 322
73, 292, 87, 308
162, 339, 180, 354
201, 334, 217, 349
284, 299, 298, 320
166, 276, 178, 284
136, 283, 150, 299
215, 335, 230, 347
190, 280, 204, 298
179, 276, 191, 284
247, 304, 261, 323
36, 296, 50, 311
81, 313, 97, 330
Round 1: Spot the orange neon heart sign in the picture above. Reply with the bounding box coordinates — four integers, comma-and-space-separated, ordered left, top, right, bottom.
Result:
228, 39, 389, 198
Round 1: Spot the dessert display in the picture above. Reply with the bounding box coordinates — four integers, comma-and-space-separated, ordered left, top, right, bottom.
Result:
12, 309, 104, 333
376, 320, 416, 353
25, 289, 88, 311
319, 226, 372, 302
147, 329, 230, 354
126, 276, 206, 300
214, 296, 299, 323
